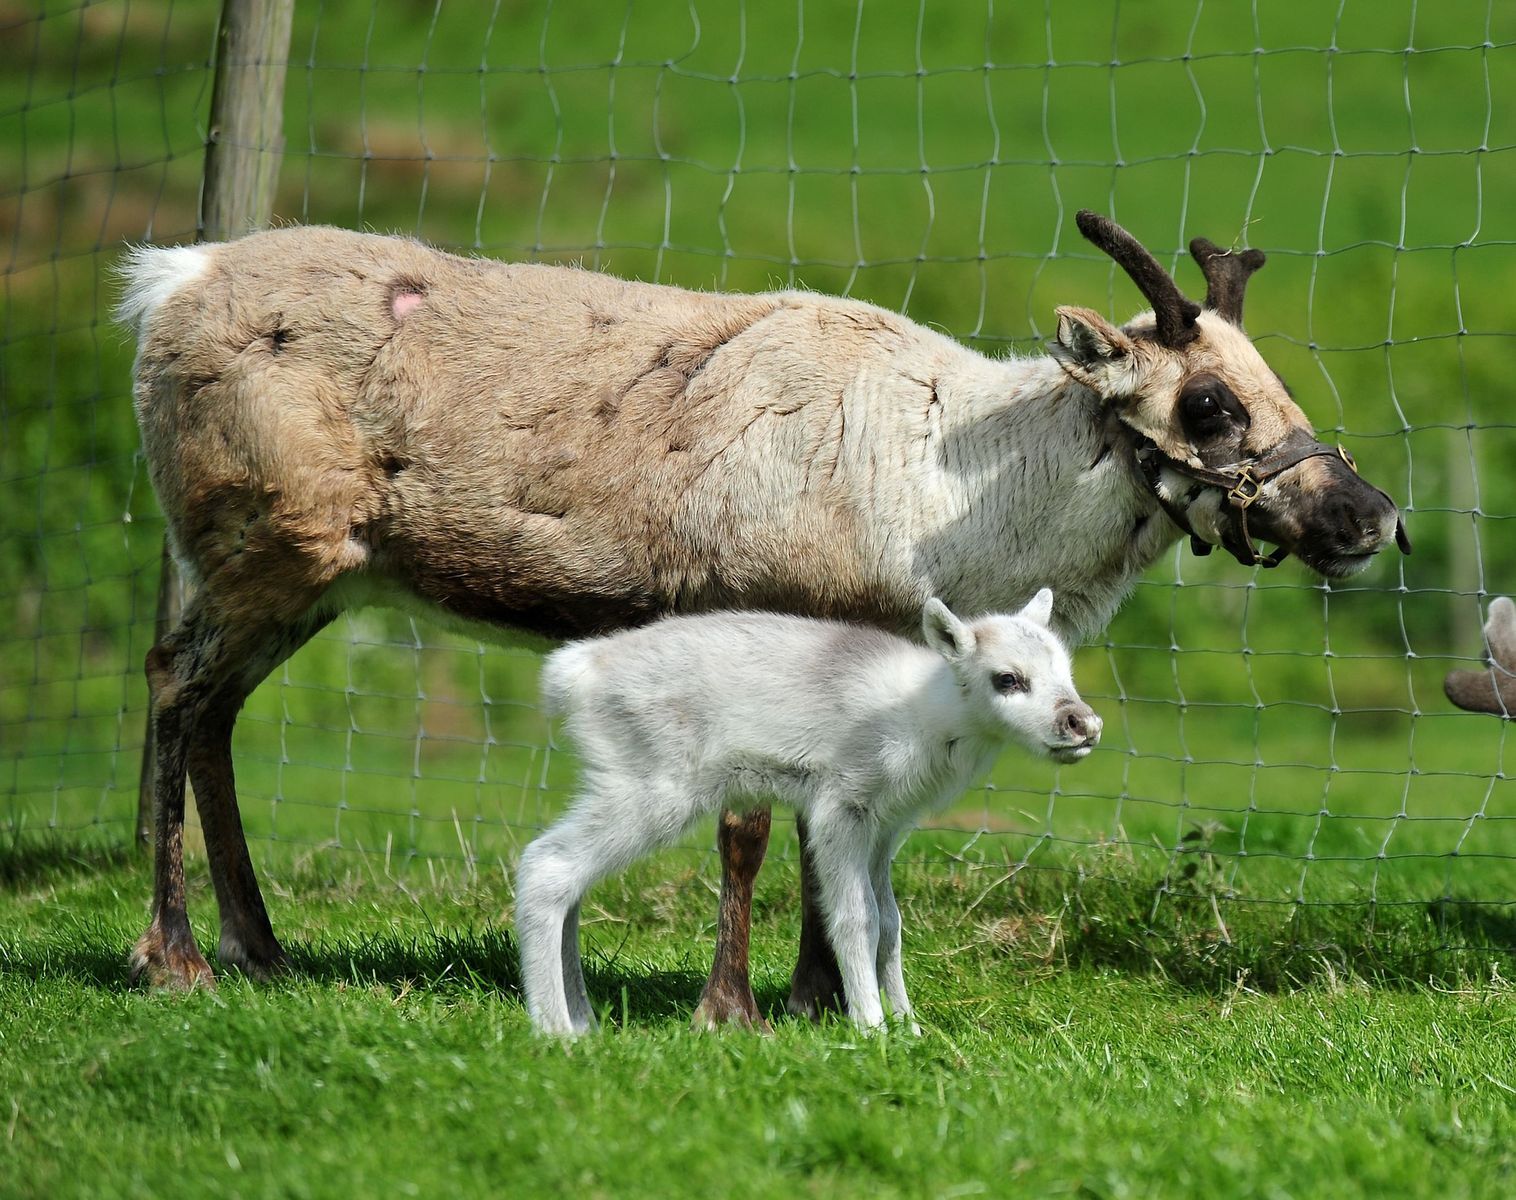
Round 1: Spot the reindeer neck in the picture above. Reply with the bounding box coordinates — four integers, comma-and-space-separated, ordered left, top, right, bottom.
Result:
900, 350, 1177, 643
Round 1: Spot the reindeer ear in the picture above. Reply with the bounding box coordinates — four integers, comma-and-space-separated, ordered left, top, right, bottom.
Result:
1020, 587, 1055, 628
1051, 306, 1131, 364
923, 598, 975, 662
1049, 307, 1139, 398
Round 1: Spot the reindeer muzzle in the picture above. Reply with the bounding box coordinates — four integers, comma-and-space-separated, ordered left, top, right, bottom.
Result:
1137, 437, 1409, 570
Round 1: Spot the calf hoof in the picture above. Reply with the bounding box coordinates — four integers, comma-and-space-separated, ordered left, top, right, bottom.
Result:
691, 983, 772, 1034
129, 924, 216, 991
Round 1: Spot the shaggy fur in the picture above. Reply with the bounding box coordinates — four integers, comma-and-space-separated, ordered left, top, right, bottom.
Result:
518, 593, 1098, 1035
116, 221, 1403, 1008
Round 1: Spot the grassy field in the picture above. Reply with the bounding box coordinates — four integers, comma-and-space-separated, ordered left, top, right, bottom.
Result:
4, 844, 1516, 1199
6, 0, 1516, 1194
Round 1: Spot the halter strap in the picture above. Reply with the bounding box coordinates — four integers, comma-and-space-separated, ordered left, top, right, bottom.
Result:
1135, 437, 1360, 568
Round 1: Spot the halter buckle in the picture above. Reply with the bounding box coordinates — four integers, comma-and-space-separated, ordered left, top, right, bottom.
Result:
1227, 468, 1262, 508
1337, 444, 1358, 474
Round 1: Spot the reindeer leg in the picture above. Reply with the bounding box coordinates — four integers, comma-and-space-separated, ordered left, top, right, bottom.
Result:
692, 806, 771, 1032
131, 555, 332, 989
786, 813, 846, 1020
188, 614, 330, 979
130, 600, 225, 989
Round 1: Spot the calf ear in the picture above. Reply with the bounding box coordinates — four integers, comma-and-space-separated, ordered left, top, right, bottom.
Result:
923, 598, 975, 662
1020, 587, 1055, 628
1048, 306, 1139, 398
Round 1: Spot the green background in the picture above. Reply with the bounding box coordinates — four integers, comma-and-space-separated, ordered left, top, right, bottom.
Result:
5, 0, 1516, 952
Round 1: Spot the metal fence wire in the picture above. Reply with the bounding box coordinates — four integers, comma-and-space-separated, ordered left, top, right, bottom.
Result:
5, 0, 1516, 953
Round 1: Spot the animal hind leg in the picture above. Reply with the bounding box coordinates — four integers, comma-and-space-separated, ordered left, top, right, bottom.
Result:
561, 901, 596, 1032
786, 814, 846, 1020
517, 804, 638, 1035
187, 610, 333, 978
132, 593, 316, 988
520, 781, 704, 1033
130, 598, 218, 989
131, 517, 339, 989
692, 807, 772, 1032
516, 837, 577, 1034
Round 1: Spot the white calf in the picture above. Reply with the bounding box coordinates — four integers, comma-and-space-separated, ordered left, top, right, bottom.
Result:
515, 590, 1100, 1035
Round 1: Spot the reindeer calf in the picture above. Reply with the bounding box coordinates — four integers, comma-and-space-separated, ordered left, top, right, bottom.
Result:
516, 589, 1100, 1035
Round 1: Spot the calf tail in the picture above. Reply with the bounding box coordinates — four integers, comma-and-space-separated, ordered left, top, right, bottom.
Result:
539, 642, 599, 720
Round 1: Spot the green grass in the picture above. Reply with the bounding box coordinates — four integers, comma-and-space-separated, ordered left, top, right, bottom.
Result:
4, 844, 1516, 1199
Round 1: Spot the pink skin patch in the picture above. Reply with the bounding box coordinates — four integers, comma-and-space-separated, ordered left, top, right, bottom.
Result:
391, 290, 424, 320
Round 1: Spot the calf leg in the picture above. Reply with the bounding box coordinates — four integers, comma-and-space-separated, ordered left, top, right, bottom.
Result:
871, 834, 918, 1034
692, 807, 771, 1032
518, 784, 697, 1034
805, 812, 885, 1030
561, 902, 596, 1032
786, 814, 847, 1020
516, 834, 582, 1035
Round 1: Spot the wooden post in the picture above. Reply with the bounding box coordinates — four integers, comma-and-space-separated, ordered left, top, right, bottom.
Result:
136, 0, 296, 847
1448, 426, 1479, 660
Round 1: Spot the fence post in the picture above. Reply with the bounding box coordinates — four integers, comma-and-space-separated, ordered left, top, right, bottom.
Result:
135, 0, 296, 848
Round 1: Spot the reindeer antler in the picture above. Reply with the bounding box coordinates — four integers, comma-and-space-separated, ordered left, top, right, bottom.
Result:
1445, 596, 1516, 717
1189, 237, 1267, 327
1075, 210, 1202, 349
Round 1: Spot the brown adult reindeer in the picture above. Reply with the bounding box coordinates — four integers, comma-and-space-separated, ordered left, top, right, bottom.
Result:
118, 211, 1407, 1025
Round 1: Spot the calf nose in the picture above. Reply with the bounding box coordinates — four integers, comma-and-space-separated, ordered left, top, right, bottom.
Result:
1057, 704, 1101, 746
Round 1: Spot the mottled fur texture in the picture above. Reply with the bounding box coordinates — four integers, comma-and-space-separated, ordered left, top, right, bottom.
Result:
116, 222, 1402, 1007
518, 592, 1098, 1034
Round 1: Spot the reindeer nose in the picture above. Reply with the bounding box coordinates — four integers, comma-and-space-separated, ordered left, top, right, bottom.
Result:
1057, 703, 1101, 746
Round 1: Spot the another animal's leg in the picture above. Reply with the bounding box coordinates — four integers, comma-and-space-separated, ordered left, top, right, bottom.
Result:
786, 814, 847, 1020
188, 612, 332, 978
692, 807, 772, 1032
870, 829, 919, 1035
805, 810, 885, 1030
561, 901, 596, 1032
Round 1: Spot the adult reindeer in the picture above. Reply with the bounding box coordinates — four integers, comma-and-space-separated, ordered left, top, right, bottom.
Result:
118, 211, 1407, 1025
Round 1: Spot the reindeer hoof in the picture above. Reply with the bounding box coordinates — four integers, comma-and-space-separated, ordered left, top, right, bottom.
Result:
217, 932, 290, 981
129, 925, 216, 991
786, 967, 845, 1023
691, 984, 772, 1034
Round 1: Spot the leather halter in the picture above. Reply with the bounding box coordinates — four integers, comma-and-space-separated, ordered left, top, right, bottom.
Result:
1135, 436, 1362, 568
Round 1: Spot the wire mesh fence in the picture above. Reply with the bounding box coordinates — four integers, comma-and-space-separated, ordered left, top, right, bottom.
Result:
5, 0, 1516, 958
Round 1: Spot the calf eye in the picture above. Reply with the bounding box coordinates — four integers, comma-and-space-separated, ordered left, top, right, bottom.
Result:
993, 671, 1028, 695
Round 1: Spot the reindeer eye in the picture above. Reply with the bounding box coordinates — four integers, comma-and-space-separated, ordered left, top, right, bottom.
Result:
993, 671, 1028, 695
1183, 390, 1221, 422
1178, 375, 1244, 441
